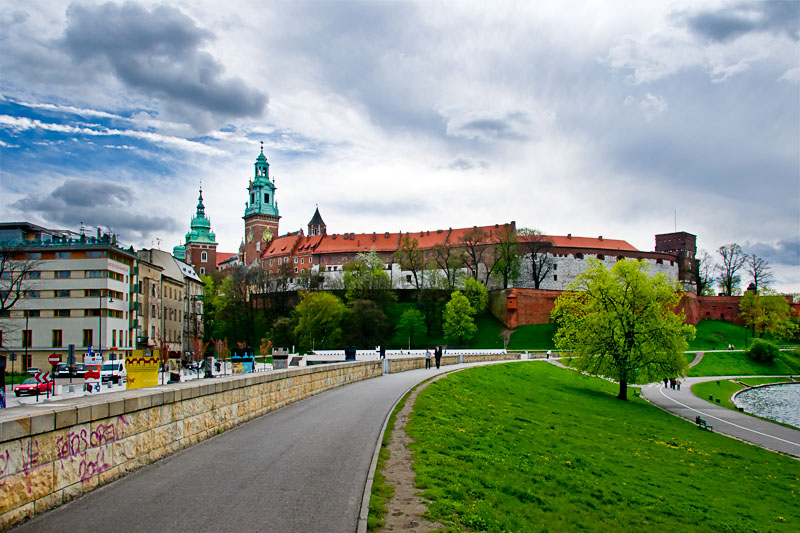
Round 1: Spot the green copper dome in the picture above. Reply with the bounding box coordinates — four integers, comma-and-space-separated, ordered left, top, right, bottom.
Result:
185, 188, 217, 245
244, 146, 279, 218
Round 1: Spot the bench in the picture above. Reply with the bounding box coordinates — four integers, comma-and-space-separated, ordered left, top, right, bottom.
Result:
695, 416, 713, 432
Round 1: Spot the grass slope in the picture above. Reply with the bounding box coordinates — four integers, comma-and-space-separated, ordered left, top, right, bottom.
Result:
407, 363, 799, 532
688, 351, 800, 377
688, 319, 779, 351
507, 323, 557, 350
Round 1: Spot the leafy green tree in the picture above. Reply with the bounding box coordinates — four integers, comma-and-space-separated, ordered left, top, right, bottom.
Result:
394, 308, 427, 348
746, 338, 780, 362
739, 290, 798, 339
490, 224, 521, 288
462, 277, 487, 314
343, 248, 395, 308
551, 258, 694, 400
343, 300, 389, 348
270, 317, 295, 350
293, 291, 345, 351
443, 291, 477, 344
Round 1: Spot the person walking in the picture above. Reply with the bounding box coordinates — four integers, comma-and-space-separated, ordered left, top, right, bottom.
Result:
546, 350, 552, 360
434, 346, 442, 369
425, 349, 432, 370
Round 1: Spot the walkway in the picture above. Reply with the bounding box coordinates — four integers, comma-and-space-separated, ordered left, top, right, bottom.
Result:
12, 360, 518, 533
640, 377, 800, 458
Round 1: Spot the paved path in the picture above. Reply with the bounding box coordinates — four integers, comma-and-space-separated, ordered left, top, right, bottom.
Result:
13, 361, 519, 533
640, 377, 800, 459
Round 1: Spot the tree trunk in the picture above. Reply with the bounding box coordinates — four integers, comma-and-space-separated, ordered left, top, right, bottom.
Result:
617, 378, 628, 400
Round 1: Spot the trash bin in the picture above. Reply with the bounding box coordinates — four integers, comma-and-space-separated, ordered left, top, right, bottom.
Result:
344, 346, 357, 362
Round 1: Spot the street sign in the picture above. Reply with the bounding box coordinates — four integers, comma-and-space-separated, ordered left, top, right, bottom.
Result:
34, 371, 51, 383
48, 353, 60, 366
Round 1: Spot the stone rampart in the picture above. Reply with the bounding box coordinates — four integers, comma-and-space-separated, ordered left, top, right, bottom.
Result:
0, 362, 382, 528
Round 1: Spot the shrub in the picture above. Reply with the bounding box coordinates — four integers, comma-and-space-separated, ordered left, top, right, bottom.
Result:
746, 339, 780, 362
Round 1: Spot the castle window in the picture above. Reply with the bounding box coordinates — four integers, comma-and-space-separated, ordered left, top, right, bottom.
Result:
200, 267, 205, 275
201, 251, 207, 262
656, 259, 663, 264
575, 253, 584, 259
554, 275, 558, 281
553, 264, 557, 271
597, 254, 605, 260
265, 193, 270, 204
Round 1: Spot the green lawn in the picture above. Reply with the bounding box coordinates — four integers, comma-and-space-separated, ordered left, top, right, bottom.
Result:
405, 363, 799, 532
688, 319, 778, 351
691, 380, 743, 410
687, 351, 800, 377
507, 323, 557, 350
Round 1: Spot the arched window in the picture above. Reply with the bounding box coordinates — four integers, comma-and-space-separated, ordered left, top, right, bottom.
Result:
201, 251, 207, 262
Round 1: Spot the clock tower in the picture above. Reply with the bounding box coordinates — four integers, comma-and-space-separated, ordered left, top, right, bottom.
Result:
243, 143, 280, 265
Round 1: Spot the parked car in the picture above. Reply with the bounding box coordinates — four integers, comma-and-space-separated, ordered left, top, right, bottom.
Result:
100, 362, 126, 384
26, 367, 41, 376
55, 363, 86, 378
14, 378, 54, 396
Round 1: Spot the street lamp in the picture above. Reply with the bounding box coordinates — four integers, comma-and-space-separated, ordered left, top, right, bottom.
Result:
98, 292, 114, 358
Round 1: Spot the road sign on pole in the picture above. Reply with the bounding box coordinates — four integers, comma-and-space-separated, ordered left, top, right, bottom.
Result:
48, 353, 60, 366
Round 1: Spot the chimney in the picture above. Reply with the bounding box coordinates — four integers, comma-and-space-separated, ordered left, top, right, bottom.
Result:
599, 236, 603, 241
567, 233, 572, 239
373, 232, 376, 242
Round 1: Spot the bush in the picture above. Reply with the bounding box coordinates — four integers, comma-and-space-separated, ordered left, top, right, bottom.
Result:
746, 339, 780, 362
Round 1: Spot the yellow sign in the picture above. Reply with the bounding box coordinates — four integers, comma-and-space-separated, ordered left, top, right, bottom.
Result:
125, 351, 160, 390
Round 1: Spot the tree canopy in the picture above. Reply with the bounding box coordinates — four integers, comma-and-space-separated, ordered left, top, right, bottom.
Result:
739, 290, 798, 340
552, 258, 694, 400
293, 291, 345, 351
443, 291, 477, 344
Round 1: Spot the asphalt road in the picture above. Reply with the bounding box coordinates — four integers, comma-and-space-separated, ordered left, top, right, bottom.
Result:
14, 363, 498, 533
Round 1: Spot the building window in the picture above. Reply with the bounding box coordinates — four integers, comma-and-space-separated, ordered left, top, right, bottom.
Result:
575, 253, 584, 259
56, 289, 70, 298
22, 330, 32, 348
553, 264, 557, 271
151, 305, 157, 318
86, 270, 104, 278
24, 310, 40, 317
294, 267, 298, 273
27, 291, 40, 298
294, 257, 298, 264
265, 193, 270, 204
26, 271, 41, 279
52, 329, 63, 348
201, 251, 207, 262
597, 254, 605, 261
300, 258, 304, 264
56, 251, 71, 259
87, 251, 105, 258
200, 267, 205, 275
554, 275, 558, 281
112, 330, 116, 348
56, 270, 71, 278
26, 252, 41, 259
656, 259, 663, 264
83, 329, 93, 348
56, 309, 70, 317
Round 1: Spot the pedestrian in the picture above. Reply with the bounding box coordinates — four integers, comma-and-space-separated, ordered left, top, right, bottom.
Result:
434, 345, 442, 369
425, 349, 432, 370
677, 380, 681, 391
663, 377, 669, 389
546, 349, 552, 360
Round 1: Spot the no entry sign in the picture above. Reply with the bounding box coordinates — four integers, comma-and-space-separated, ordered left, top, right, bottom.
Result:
48, 353, 60, 366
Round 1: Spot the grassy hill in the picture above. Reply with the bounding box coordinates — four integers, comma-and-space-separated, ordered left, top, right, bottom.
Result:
404, 363, 800, 532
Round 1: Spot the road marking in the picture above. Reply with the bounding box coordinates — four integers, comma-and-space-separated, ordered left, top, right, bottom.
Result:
656, 385, 800, 448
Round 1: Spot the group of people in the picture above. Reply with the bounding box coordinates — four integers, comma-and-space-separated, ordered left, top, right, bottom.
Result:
663, 377, 681, 391
424, 346, 443, 370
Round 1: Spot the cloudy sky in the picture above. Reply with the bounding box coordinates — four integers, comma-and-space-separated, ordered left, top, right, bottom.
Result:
1, 0, 798, 291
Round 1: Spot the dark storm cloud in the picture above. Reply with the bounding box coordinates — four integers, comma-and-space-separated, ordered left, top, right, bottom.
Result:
744, 238, 800, 267
12, 179, 178, 239
681, 2, 800, 42
60, 2, 267, 129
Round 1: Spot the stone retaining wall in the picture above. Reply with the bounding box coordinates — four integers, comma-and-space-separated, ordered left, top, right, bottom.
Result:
0, 361, 382, 528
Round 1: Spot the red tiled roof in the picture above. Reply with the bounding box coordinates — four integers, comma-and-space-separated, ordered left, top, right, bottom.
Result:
262, 233, 302, 258
314, 232, 400, 254
519, 234, 638, 251
216, 252, 237, 266
446, 224, 513, 245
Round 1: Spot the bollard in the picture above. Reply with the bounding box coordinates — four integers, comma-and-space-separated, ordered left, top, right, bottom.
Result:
709, 395, 713, 401
716, 398, 720, 404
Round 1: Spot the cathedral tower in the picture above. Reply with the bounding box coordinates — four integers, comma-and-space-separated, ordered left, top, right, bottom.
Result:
243, 144, 280, 264
181, 187, 218, 275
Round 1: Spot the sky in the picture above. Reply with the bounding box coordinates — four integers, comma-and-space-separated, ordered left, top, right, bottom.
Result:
0, 0, 798, 291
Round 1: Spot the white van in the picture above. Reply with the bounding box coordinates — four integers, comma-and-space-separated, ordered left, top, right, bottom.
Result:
100, 362, 126, 384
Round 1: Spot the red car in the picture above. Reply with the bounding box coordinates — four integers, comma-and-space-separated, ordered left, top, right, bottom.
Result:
13, 378, 54, 397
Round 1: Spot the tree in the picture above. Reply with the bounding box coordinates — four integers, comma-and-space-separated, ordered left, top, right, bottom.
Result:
269, 317, 295, 350
459, 227, 491, 283
745, 254, 773, 291
432, 242, 464, 290
394, 308, 427, 349
292, 291, 345, 351
0, 246, 42, 347
551, 258, 694, 400
517, 228, 554, 289
342, 300, 389, 348
717, 243, 746, 296
343, 248, 395, 308
694, 250, 716, 296
443, 291, 477, 344
462, 277, 488, 314
490, 224, 521, 288
394, 235, 426, 292
739, 290, 798, 340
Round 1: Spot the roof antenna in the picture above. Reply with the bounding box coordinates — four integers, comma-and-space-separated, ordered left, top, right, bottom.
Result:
674, 209, 677, 232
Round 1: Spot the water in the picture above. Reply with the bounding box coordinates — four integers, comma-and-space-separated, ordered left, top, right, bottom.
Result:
734, 383, 800, 428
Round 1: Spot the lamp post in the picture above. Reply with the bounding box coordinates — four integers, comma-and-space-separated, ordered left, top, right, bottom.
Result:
98, 292, 114, 359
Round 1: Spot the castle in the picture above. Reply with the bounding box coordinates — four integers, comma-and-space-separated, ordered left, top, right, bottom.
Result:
173, 147, 700, 302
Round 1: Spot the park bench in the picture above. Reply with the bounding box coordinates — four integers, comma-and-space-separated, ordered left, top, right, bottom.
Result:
695, 416, 713, 432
